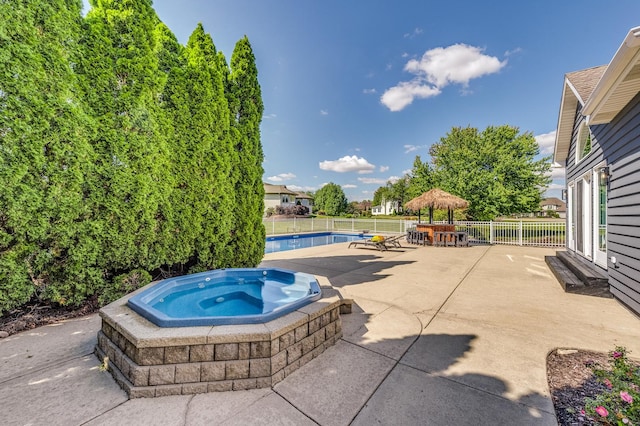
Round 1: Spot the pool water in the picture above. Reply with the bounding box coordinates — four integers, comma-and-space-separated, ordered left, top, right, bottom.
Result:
127, 268, 322, 327
265, 232, 370, 253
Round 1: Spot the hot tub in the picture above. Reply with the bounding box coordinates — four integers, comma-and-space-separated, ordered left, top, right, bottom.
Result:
127, 268, 322, 327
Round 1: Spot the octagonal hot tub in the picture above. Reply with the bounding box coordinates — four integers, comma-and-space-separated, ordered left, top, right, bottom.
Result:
127, 268, 322, 327
96, 268, 349, 397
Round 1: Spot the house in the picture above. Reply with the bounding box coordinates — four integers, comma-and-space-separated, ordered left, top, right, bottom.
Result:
263, 183, 314, 213
539, 197, 566, 218
293, 192, 314, 209
263, 183, 298, 212
372, 200, 401, 216
552, 26, 640, 315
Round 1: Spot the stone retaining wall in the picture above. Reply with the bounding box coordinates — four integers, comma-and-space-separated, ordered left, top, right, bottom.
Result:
95, 290, 349, 398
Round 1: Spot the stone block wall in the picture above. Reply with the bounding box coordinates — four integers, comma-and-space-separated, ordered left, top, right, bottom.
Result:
95, 301, 345, 398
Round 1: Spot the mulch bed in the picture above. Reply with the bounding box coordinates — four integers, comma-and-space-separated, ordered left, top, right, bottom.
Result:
0, 298, 100, 337
547, 348, 616, 425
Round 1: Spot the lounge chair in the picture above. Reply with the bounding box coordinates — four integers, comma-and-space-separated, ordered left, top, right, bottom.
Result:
384, 234, 404, 248
348, 234, 403, 251
348, 237, 388, 251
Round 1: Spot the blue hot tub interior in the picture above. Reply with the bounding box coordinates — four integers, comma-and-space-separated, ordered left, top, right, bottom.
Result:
127, 268, 322, 327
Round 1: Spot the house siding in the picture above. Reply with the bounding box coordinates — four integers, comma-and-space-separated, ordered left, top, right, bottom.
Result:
594, 91, 640, 314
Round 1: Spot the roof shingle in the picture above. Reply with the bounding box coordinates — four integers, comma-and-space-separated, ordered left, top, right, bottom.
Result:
565, 65, 607, 104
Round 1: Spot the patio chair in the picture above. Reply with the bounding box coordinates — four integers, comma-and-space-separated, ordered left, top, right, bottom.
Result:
348, 235, 389, 251
383, 234, 404, 248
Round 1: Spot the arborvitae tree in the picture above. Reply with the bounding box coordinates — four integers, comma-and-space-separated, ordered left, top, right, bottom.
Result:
226, 36, 265, 267
78, 0, 172, 275
178, 24, 234, 271
0, 0, 97, 313
154, 22, 192, 267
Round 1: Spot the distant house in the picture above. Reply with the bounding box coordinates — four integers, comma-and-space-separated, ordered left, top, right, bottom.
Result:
293, 192, 314, 209
539, 197, 566, 218
552, 26, 640, 315
263, 183, 313, 214
372, 200, 401, 216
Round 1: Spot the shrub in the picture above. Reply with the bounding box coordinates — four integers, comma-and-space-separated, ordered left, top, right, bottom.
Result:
274, 205, 309, 216
98, 269, 152, 306
585, 346, 640, 425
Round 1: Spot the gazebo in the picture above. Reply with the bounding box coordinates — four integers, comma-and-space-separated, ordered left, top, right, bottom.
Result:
404, 188, 469, 224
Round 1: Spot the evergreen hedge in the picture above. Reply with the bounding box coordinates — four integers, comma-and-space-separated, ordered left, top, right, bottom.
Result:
0, 0, 265, 315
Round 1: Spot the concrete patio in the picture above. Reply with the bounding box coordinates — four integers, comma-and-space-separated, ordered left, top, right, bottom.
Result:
2, 243, 639, 425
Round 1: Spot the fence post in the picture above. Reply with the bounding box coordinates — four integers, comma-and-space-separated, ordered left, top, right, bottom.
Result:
490, 221, 494, 245
518, 221, 523, 246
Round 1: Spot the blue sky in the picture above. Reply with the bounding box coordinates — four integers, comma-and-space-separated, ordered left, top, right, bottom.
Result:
84, 1, 640, 201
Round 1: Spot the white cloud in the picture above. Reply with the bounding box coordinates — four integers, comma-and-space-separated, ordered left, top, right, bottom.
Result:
287, 184, 317, 192
387, 175, 401, 183
358, 177, 387, 185
380, 81, 441, 112
363, 88, 377, 94
320, 109, 329, 116
381, 44, 506, 111
402, 169, 412, 175
263, 113, 277, 119
504, 47, 523, 57
404, 144, 428, 154
379, 165, 389, 172
404, 27, 423, 39
342, 184, 357, 189
535, 130, 556, 155
405, 44, 506, 87
319, 155, 375, 174
547, 183, 565, 190
266, 172, 296, 182
549, 165, 565, 179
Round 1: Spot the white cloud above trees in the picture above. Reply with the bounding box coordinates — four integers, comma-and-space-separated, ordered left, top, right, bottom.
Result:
266, 172, 296, 182
535, 130, 556, 155
319, 155, 375, 174
381, 43, 506, 111
358, 177, 387, 184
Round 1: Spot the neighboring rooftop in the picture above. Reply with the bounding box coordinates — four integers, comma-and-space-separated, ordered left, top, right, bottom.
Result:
263, 183, 298, 195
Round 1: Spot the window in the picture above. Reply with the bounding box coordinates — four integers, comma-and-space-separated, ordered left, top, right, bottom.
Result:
576, 122, 592, 162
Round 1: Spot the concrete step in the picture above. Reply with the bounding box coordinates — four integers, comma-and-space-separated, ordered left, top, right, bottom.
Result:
545, 252, 612, 298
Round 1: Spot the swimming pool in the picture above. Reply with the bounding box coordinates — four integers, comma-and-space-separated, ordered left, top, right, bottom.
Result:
265, 232, 370, 253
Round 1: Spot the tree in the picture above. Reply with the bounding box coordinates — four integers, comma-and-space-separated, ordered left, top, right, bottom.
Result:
0, 0, 97, 312
226, 36, 265, 267
407, 155, 435, 200
429, 125, 551, 220
79, 0, 174, 276
154, 22, 190, 265
314, 183, 348, 216
372, 178, 408, 215
177, 24, 234, 270
372, 186, 391, 208
388, 177, 409, 214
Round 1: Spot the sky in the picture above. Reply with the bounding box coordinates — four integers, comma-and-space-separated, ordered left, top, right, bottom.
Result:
84, 0, 640, 202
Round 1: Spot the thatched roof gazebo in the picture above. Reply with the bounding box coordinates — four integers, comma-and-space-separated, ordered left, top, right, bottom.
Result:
404, 188, 469, 224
